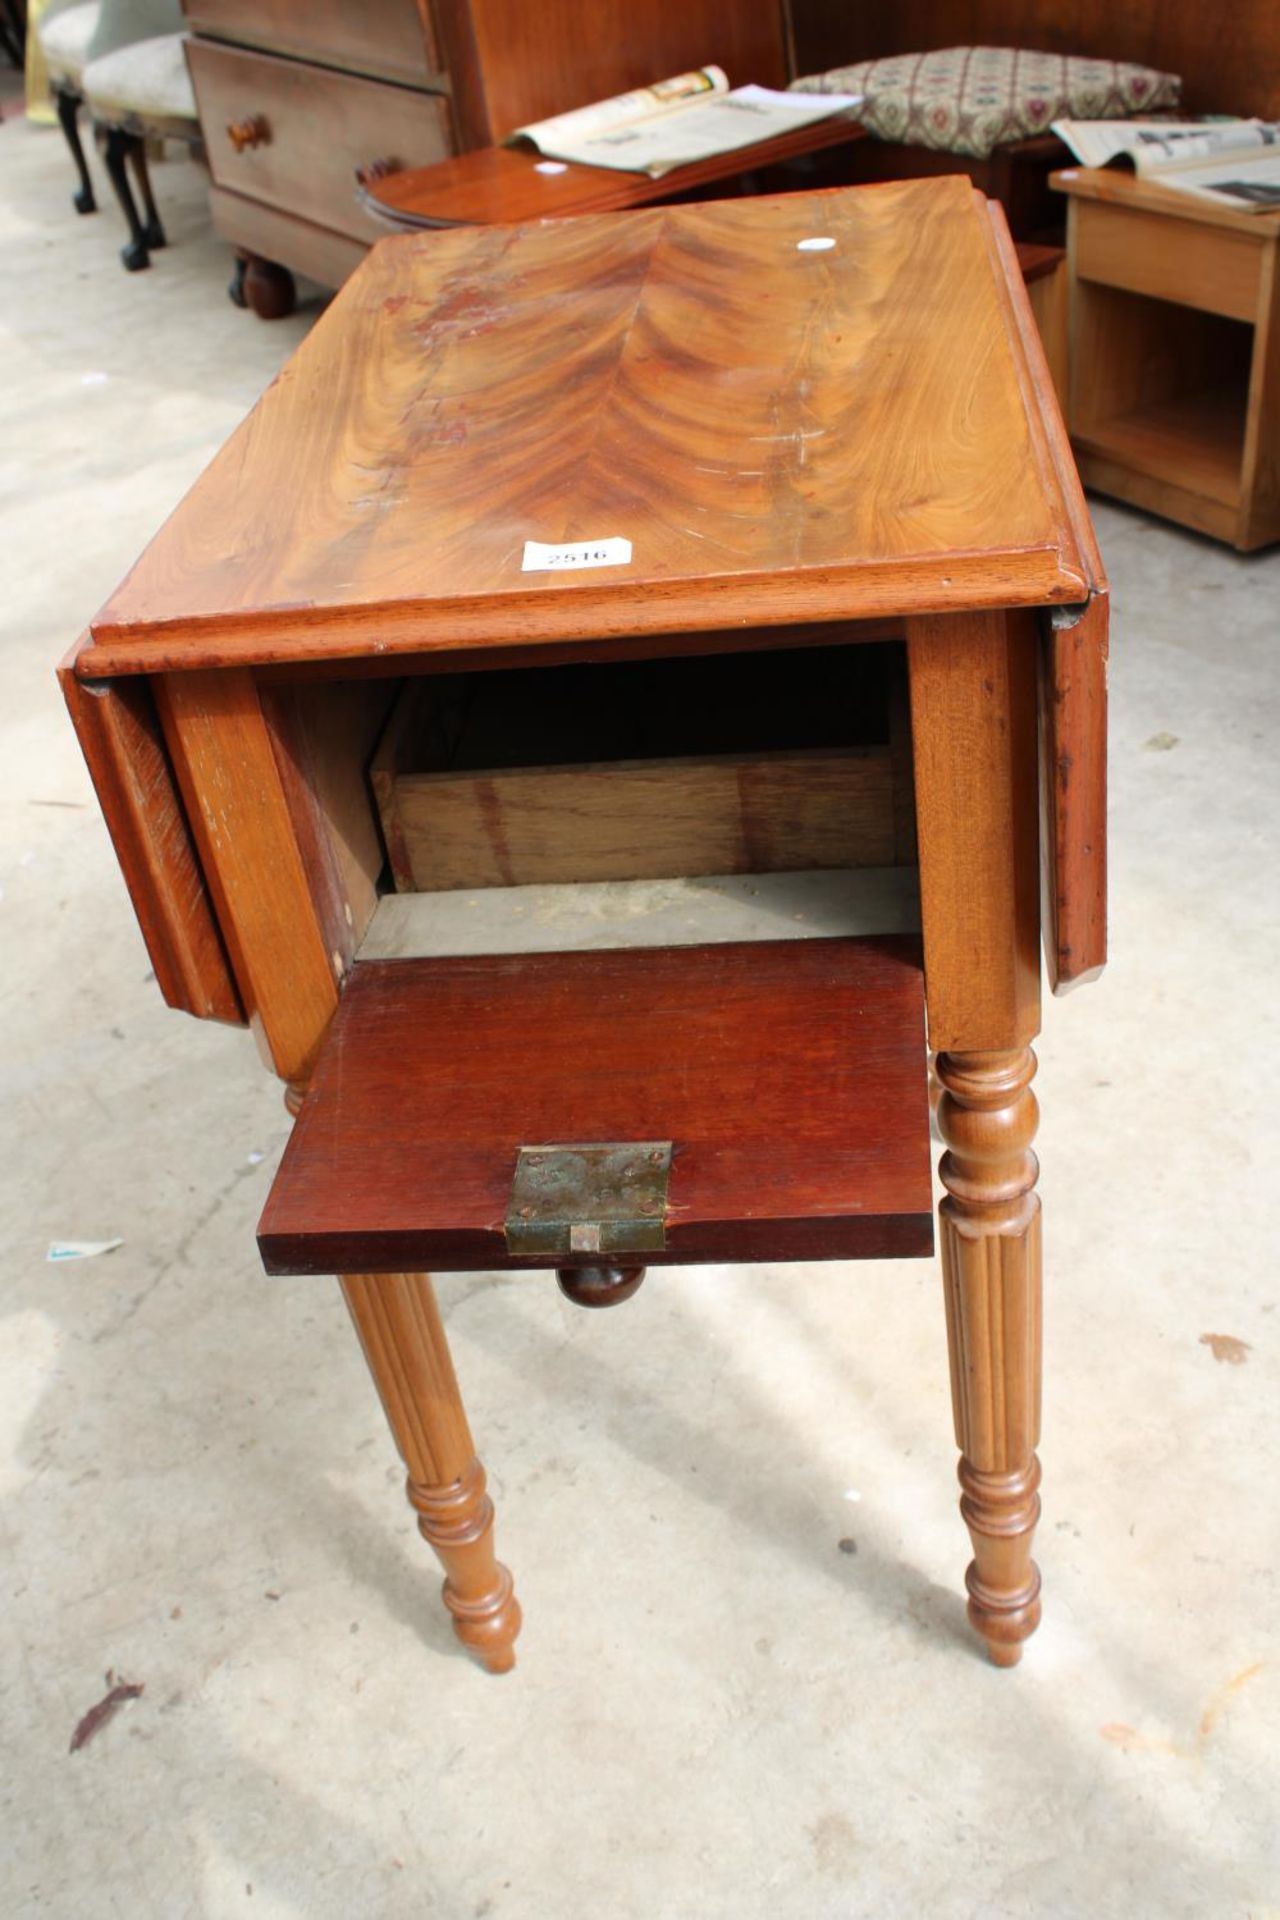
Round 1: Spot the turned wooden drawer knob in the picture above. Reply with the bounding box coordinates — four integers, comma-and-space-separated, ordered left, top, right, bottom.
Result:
227, 114, 270, 153
556, 1265, 647, 1309
355, 157, 404, 188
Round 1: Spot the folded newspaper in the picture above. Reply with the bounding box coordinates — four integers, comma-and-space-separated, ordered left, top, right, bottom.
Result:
1053, 118, 1280, 212
509, 67, 863, 179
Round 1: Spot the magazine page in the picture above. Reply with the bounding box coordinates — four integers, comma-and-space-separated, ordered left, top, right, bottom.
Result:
1053, 119, 1280, 210
1051, 120, 1257, 171
1147, 148, 1280, 210
510, 68, 728, 157
1146, 121, 1280, 207
522, 85, 863, 179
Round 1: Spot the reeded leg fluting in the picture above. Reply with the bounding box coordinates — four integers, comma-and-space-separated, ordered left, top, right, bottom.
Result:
936, 1047, 1042, 1666
340, 1270, 521, 1673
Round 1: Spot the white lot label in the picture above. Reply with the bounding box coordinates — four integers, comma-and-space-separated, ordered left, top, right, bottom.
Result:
522, 536, 632, 573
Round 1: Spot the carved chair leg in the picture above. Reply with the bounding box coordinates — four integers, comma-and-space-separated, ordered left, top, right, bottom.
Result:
125, 133, 166, 249
936, 1047, 1042, 1666
101, 126, 151, 271
340, 1270, 522, 1673
55, 88, 96, 214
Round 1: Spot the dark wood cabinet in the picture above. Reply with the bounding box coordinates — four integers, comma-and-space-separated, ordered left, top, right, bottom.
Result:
431, 0, 788, 150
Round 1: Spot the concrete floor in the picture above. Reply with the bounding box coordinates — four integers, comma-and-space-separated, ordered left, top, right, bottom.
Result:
2, 112, 1278, 1920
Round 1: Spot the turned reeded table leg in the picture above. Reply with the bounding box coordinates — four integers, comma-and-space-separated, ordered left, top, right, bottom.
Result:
936, 1047, 1042, 1665
340, 1270, 521, 1673
908, 607, 1044, 1664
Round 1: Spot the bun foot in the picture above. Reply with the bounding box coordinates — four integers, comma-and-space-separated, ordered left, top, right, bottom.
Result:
242, 253, 296, 321
557, 1264, 646, 1308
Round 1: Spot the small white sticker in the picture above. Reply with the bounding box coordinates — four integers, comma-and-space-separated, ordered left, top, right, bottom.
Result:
796, 236, 836, 252
522, 537, 632, 573
534, 159, 568, 175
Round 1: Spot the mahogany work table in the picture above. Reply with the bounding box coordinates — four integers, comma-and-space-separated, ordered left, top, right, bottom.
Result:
63, 176, 1108, 1676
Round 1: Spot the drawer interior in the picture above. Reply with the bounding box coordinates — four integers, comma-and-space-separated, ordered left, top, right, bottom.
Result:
258, 632, 919, 977
255, 635, 932, 1275
370, 639, 915, 895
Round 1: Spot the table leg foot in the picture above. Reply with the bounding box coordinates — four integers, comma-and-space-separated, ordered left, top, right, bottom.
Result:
408, 1459, 521, 1673
936, 1047, 1042, 1667
341, 1270, 522, 1674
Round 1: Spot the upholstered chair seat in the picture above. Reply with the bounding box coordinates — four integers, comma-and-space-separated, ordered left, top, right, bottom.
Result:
81, 29, 195, 138
37, 0, 100, 86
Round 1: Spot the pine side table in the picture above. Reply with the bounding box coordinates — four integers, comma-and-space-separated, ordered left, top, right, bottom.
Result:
1053, 165, 1280, 550
62, 177, 1108, 1675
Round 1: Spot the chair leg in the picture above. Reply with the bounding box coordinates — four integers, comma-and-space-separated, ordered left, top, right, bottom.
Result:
55, 88, 97, 215
101, 127, 151, 271
0, 0, 23, 66
125, 134, 166, 250
340, 1271, 522, 1673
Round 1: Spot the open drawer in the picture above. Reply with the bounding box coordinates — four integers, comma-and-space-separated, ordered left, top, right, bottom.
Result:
258, 935, 934, 1276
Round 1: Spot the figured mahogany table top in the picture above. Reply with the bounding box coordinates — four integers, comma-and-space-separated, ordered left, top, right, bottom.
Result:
361, 119, 869, 230
80, 176, 1102, 679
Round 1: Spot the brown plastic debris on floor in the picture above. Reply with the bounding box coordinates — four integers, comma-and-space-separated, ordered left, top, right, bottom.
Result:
1200, 1333, 1251, 1365
69, 1672, 144, 1753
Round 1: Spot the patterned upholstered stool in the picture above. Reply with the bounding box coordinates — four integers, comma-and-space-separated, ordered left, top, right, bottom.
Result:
792, 46, 1181, 240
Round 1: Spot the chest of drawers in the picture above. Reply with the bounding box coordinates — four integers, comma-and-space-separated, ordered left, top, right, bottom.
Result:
183, 0, 791, 313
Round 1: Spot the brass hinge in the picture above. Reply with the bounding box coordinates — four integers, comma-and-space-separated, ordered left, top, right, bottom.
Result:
504, 1143, 672, 1258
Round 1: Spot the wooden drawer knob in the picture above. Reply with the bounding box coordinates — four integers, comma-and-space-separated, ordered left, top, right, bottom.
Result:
556, 1265, 647, 1309
355, 157, 404, 189
226, 114, 270, 153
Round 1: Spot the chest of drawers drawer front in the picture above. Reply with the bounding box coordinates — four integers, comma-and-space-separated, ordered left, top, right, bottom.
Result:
190, 41, 453, 244
183, 0, 440, 88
